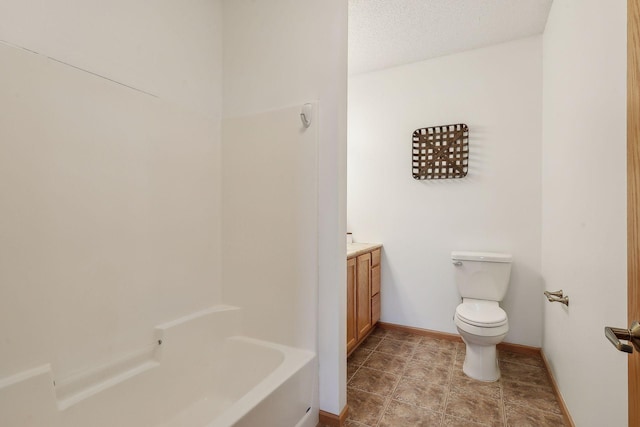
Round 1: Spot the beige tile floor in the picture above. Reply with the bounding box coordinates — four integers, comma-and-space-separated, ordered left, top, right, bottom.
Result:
333, 327, 567, 427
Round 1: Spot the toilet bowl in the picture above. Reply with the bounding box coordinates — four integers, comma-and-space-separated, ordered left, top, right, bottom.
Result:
452, 251, 512, 382
454, 298, 508, 381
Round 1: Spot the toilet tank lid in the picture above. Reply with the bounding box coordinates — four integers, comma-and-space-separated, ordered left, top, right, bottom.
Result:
451, 251, 512, 263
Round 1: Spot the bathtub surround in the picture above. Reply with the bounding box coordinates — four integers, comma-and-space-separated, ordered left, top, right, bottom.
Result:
222, 104, 318, 350
0, 29, 222, 381
1, 0, 348, 425
542, 1, 628, 426
348, 36, 543, 347
0, 305, 317, 427
0, 0, 222, 118
222, 0, 348, 419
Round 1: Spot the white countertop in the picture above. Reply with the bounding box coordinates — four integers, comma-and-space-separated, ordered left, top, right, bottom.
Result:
347, 242, 382, 259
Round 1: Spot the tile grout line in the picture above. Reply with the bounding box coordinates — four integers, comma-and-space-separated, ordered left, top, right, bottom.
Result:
347, 350, 371, 385
498, 354, 569, 425
505, 399, 566, 418
499, 375, 507, 426
349, 335, 381, 369
369, 330, 391, 427
441, 341, 462, 425
497, 355, 506, 426
347, 330, 386, 425
373, 333, 421, 427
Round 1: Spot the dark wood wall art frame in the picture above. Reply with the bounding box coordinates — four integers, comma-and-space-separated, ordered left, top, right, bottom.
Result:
412, 123, 469, 180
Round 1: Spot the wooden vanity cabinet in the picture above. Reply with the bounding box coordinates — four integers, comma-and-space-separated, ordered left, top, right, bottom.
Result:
347, 246, 381, 354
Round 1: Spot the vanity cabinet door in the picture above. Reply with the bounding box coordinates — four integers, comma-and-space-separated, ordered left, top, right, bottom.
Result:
347, 257, 357, 353
371, 248, 381, 324
356, 253, 372, 338
371, 264, 380, 296
371, 293, 380, 325
371, 248, 381, 268
371, 264, 381, 324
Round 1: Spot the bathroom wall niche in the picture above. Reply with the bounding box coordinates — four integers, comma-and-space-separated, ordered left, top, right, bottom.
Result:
412, 123, 469, 180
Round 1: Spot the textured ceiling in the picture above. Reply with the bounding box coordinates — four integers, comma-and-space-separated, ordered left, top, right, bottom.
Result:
349, 0, 553, 75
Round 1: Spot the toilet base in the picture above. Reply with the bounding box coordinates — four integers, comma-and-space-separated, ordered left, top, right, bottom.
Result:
461, 341, 500, 382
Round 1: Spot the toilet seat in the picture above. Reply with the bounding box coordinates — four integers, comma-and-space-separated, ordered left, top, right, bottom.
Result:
455, 313, 509, 337
455, 312, 508, 333
455, 299, 509, 338
455, 299, 507, 327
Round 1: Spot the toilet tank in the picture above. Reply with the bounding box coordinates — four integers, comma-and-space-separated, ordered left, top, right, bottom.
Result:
451, 251, 512, 301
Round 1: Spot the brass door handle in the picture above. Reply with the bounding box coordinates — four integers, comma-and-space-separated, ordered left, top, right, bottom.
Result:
604, 321, 640, 353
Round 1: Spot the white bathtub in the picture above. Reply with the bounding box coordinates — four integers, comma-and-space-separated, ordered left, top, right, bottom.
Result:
0, 306, 318, 427
160, 336, 316, 427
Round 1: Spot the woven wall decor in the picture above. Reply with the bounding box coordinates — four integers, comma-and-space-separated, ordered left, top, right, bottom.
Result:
412, 123, 469, 180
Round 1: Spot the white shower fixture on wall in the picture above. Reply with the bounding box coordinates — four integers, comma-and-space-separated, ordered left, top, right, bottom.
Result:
300, 103, 313, 128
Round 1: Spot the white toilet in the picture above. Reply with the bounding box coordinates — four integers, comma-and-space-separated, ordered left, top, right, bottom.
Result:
452, 251, 512, 382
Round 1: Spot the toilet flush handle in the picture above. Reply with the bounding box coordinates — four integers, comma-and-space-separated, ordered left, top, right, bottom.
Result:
452, 261, 463, 266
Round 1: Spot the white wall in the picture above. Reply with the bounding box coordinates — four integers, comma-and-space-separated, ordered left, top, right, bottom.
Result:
542, 1, 628, 426
348, 36, 543, 347
0, 2, 223, 381
221, 0, 348, 416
